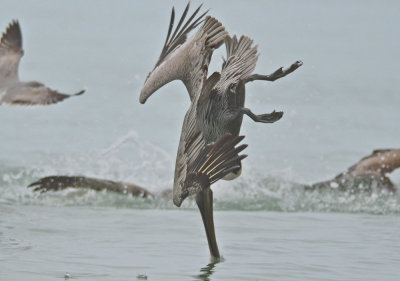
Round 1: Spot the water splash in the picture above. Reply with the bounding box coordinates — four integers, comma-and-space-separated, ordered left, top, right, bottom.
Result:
0, 133, 399, 214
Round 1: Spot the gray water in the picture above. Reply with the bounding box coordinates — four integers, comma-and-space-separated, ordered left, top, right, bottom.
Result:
1, 0, 400, 280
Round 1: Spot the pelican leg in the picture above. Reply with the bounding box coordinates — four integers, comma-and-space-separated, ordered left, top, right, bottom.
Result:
240, 108, 283, 123
244, 60, 303, 83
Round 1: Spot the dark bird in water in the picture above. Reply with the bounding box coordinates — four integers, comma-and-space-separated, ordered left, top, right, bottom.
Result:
28, 176, 155, 198
0, 20, 85, 106
29, 149, 400, 196
309, 149, 400, 192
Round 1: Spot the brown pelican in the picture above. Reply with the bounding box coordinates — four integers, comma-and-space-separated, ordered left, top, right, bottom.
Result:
140, 2, 301, 258
139, 3, 248, 259
0, 20, 84, 106
310, 149, 400, 192
28, 149, 400, 195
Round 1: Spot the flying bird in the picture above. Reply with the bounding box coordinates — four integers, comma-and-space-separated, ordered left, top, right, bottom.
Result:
0, 20, 85, 106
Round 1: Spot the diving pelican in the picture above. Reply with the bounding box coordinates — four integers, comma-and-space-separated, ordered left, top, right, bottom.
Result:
140, 3, 247, 259
140, 3, 301, 258
0, 20, 84, 106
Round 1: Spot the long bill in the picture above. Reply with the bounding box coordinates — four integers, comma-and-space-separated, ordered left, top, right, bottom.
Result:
139, 58, 179, 104
195, 188, 220, 259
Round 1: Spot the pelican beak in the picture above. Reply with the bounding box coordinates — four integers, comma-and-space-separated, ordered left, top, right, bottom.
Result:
139, 59, 176, 104
139, 76, 152, 104
195, 189, 220, 260
139, 69, 168, 104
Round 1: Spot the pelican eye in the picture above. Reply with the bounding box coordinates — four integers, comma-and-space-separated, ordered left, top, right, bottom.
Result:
145, 72, 151, 81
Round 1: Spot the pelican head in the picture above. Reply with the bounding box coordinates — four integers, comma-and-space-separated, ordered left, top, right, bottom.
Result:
139, 3, 208, 104
139, 59, 176, 104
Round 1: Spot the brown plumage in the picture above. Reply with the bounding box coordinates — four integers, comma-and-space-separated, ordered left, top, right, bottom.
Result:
139, 4, 228, 104
139, 3, 230, 206
139, 3, 249, 259
311, 149, 400, 192
28, 176, 153, 198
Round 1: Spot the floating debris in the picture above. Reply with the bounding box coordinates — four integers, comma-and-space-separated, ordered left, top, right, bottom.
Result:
137, 274, 148, 280
64, 272, 71, 280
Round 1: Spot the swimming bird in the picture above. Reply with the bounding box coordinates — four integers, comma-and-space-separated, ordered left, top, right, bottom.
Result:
140, 3, 247, 259
310, 149, 400, 192
0, 20, 85, 105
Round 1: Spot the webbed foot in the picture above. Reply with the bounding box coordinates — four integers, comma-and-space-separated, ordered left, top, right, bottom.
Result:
245, 60, 303, 83
241, 108, 283, 123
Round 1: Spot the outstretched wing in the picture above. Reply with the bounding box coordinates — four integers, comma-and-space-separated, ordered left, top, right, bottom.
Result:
347, 149, 400, 176
139, 3, 228, 103
214, 35, 259, 94
0, 82, 85, 105
0, 20, 23, 82
28, 176, 153, 198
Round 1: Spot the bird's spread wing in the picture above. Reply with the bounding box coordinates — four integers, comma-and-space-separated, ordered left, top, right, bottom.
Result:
1, 82, 84, 105
347, 149, 400, 176
183, 16, 228, 100
28, 176, 153, 197
0, 20, 23, 82
214, 35, 258, 94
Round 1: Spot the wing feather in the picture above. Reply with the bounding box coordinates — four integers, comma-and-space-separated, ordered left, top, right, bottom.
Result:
173, 102, 248, 206
155, 3, 207, 69
0, 83, 84, 106
0, 20, 23, 82
216, 35, 259, 93
173, 105, 206, 205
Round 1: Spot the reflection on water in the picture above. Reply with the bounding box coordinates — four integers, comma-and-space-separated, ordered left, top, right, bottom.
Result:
194, 259, 222, 281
